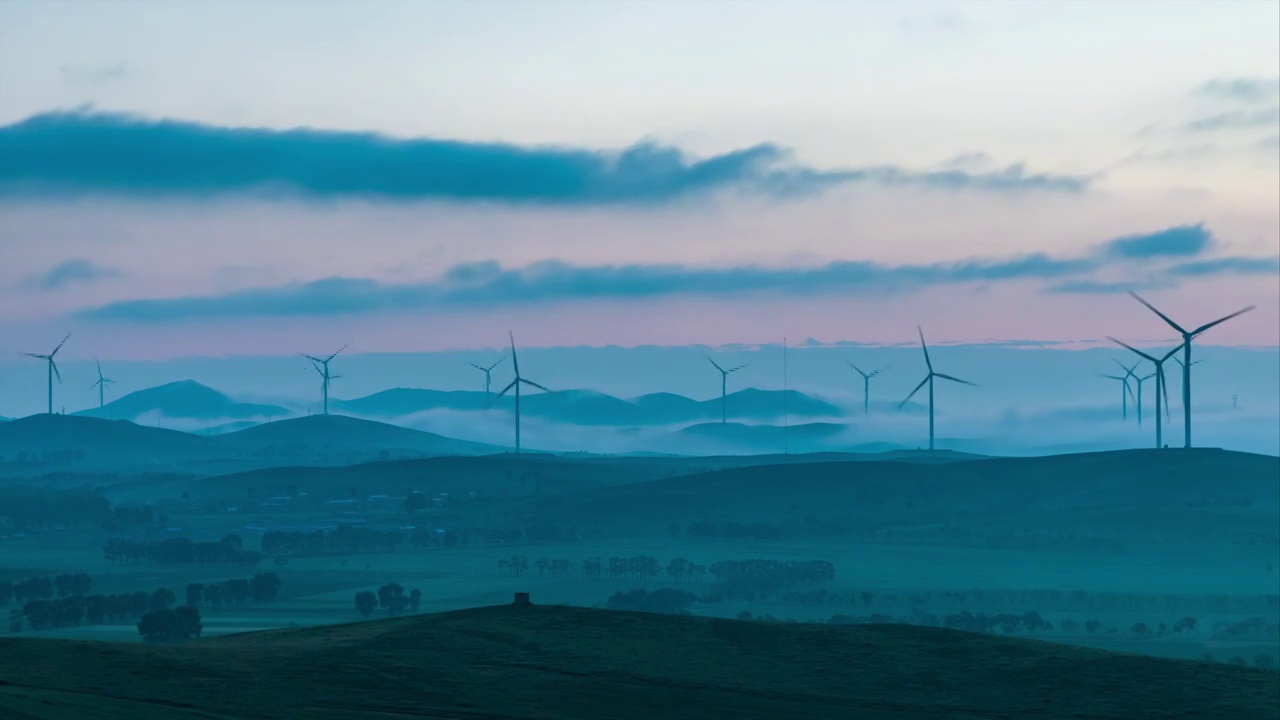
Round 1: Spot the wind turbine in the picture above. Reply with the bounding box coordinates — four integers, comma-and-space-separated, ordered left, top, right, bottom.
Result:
90, 359, 116, 409
301, 344, 347, 415
707, 356, 748, 424
898, 326, 976, 451
468, 356, 505, 396
1108, 337, 1181, 448
22, 332, 70, 415
848, 363, 885, 414
489, 332, 551, 453
1133, 372, 1155, 426
1098, 372, 1135, 420
1128, 291, 1254, 448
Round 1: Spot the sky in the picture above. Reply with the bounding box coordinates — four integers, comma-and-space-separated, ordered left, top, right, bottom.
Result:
0, 0, 1277, 372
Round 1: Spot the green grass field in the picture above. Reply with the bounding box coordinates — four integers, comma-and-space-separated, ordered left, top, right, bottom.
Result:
2, 604, 1277, 720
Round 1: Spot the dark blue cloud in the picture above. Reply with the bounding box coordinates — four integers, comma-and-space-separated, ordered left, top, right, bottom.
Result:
1098, 223, 1212, 259
77, 254, 1098, 322
0, 109, 1089, 204
22, 259, 122, 290
1042, 279, 1173, 295
1166, 256, 1280, 277
71, 221, 1248, 321
1195, 78, 1280, 104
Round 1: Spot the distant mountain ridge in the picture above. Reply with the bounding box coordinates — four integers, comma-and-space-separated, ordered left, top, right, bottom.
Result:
75, 380, 288, 422
0, 413, 502, 476
335, 386, 844, 425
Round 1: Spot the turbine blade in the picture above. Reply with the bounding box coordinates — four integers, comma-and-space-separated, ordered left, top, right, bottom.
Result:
1128, 292, 1187, 335
468, 362, 485, 372
509, 331, 520, 376
325, 344, 349, 363
96, 358, 103, 379
1106, 336, 1157, 363
22, 353, 49, 359
706, 356, 724, 373
488, 380, 517, 408
848, 361, 865, 377
1099, 374, 1125, 380
521, 378, 551, 393
51, 332, 71, 357
1124, 379, 1135, 402
1158, 369, 1171, 419
486, 356, 505, 372
1160, 344, 1183, 362
934, 372, 977, 387
1190, 305, 1255, 338
51, 360, 62, 384
302, 354, 324, 364
917, 325, 932, 371
899, 376, 929, 408
727, 364, 748, 374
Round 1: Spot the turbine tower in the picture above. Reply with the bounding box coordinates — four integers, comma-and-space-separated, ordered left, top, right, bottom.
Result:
707, 356, 748, 424
1128, 291, 1254, 448
1115, 360, 1141, 422
1098, 367, 1136, 420
848, 362, 884, 414
1134, 372, 1155, 426
490, 332, 551, 453
468, 356, 505, 396
1108, 337, 1181, 449
302, 344, 347, 415
898, 326, 976, 451
90, 359, 116, 409
22, 332, 70, 415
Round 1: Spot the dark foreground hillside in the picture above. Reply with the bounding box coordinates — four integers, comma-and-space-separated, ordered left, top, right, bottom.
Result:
1, 605, 1276, 720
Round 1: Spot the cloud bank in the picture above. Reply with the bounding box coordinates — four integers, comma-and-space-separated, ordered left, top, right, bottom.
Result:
22, 259, 122, 290
1195, 77, 1280, 104
72, 224, 1279, 322
0, 109, 1090, 205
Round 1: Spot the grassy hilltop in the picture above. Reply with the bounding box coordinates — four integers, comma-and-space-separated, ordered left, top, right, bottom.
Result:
2, 605, 1278, 720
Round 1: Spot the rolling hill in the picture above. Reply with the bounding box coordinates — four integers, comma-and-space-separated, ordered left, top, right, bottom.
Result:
332, 386, 843, 425
75, 380, 289, 422
0, 414, 219, 473
0, 413, 503, 477
211, 414, 502, 457
673, 421, 851, 454
0, 605, 1273, 719
507, 448, 1280, 539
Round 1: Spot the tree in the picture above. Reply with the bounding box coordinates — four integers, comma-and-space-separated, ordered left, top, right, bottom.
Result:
377, 583, 407, 615
186, 583, 205, 607
137, 606, 201, 643
1130, 623, 1149, 637
354, 591, 377, 618
1255, 654, 1276, 670
404, 493, 428, 513
221, 533, 243, 549
408, 588, 422, 612
69, 573, 91, 597
250, 573, 282, 602
1085, 620, 1103, 634
0, 581, 12, 606
151, 587, 176, 611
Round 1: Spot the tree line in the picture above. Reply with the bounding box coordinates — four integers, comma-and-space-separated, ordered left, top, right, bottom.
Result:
774, 586, 1279, 617
103, 534, 261, 567
354, 583, 422, 617
0, 489, 162, 531
0, 573, 92, 605
8, 572, 281, 634
184, 572, 282, 609
684, 521, 783, 542
261, 526, 402, 556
